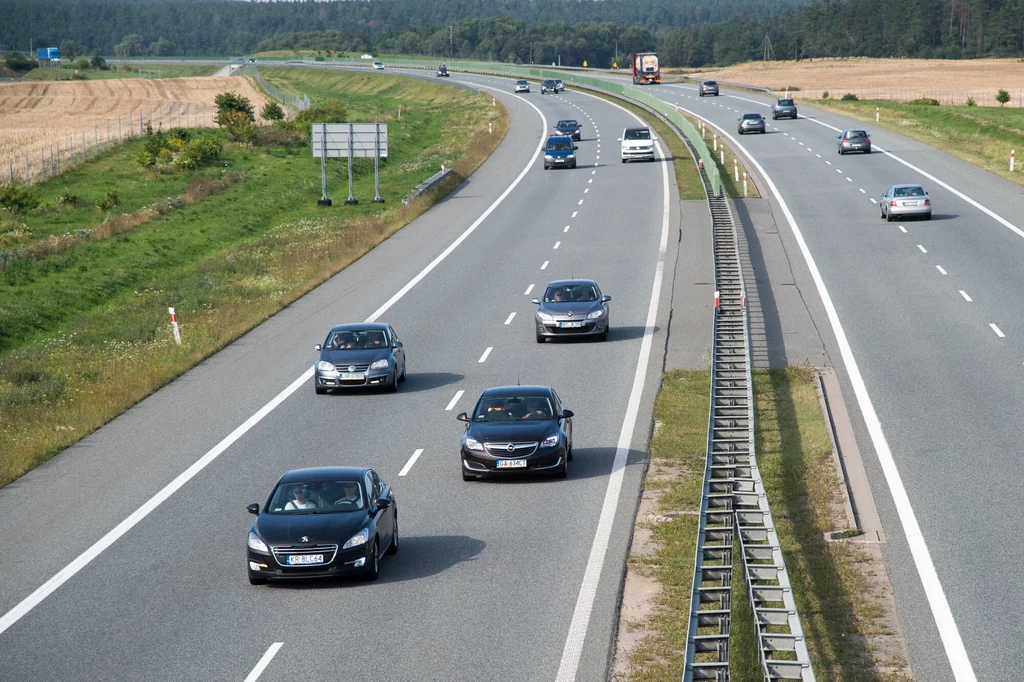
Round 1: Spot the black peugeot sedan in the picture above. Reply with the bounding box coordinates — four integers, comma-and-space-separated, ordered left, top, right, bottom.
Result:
246, 467, 397, 584
457, 386, 574, 480
554, 119, 582, 140
532, 279, 611, 342
313, 323, 406, 394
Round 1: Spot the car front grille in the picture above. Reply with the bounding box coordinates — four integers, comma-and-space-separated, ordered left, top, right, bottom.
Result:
271, 544, 339, 567
485, 442, 539, 456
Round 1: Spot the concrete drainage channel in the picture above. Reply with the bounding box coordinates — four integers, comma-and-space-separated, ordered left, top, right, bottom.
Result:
683, 162, 815, 681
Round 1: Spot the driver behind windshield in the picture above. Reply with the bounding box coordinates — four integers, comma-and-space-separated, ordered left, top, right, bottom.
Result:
546, 139, 572, 151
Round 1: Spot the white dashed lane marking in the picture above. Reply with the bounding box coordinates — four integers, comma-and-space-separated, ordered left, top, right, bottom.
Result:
936, 266, 947, 275
504, 312, 516, 325
917, 245, 928, 253
553, 241, 561, 249
899, 226, 908, 233
478, 347, 493, 363
541, 260, 549, 270
991, 323, 1006, 338
524, 284, 534, 295
398, 449, 425, 477
960, 290, 972, 301
445, 390, 465, 411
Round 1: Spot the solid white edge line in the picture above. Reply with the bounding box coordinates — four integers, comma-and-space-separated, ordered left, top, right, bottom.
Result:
478, 347, 493, 363
0, 79, 552, 640
398, 448, 425, 477
990, 323, 1005, 338
554, 100, 671, 682
960, 290, 972, 301
672, 102, 978, 681
504, 312, 517, 325
243, 642, 284, 682
445, 389, 465, 411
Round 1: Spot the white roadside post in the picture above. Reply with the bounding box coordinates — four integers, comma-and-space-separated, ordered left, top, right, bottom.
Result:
489, 122, 492, 134
743, 171, 748, 197
1012, 149, 1016, 172
713, 133, 717, 151
733, 158, 739, 182
719, 149, 724, 165
876, 107, 880, 122
168, 308, 181, 346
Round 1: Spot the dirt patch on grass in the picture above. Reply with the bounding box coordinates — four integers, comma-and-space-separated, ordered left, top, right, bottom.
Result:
675, 57, 1024, 106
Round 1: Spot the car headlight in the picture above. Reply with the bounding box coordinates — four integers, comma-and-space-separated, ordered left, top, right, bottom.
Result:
544, 154, 554, 160
343, 528, 369, 549
369, 359, 389, 370
541, 434, 559, 448
567, 154, 575, 159
317, 360, 335, 372
464, 437, 484, 452
587, 309, 604, 319
536, 311, 553, 321
248, 532, 269, 554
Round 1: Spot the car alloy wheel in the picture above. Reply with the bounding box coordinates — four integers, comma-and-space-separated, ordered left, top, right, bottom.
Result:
390, 372, 399, 393
399, 364, 407, 382
365, 540, 380, 581
554, 458, 568, 479
387, 515, 398, 555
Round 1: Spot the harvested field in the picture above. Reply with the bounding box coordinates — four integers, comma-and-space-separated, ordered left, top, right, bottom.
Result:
676, 57, 1024, 106
0, 77, 269, 181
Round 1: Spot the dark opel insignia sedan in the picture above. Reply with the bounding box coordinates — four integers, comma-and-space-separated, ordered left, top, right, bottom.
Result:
313, 323, 406, 394
246, 467, 397, 584
458, 386, 574, 480
533, 279, 611, 342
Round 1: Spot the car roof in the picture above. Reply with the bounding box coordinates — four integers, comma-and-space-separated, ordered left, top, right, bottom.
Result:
479, 385, 554, 398
843, 129, 867, 133
891, 184, 925, 189
278, 467, 369, 483
328, 322, 390, 332
546, 135, 573, 142
556, 119, 578, 125
743, 112, 763, 117
545, 278, 598, 287
703, 80, 717, 84
516, 79, 528, 82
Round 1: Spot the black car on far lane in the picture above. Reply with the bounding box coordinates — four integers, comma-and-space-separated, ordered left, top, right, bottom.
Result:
313, 323, 406, 394
458, 386, 574, 480
246, 467, 397, 584
554, 119, 582, 140
533, 279, 611, 342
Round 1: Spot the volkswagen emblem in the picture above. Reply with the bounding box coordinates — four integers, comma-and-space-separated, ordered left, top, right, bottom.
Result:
506, 443, 516, 453
348, 365, 355, 372
300, 536, 309, 543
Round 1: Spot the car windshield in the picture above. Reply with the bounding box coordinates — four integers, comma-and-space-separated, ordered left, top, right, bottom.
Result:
624, 129, 651, 140
704, 81, 717, 86
557, 120, 579, 128
543, 80, 555, 86
893, 186, 926, 197
325, 329, 390, 350
517, 80, 527, 85
474, 395, 554, 421
847, 131, 867, 139
543, 283, 599, 303
742, 114, 762, 120
778, 99, 794, 106
546, 139, 573, 151
267, 479, 365, 513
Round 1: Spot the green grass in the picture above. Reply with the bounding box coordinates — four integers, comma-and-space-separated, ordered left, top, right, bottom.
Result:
814, 98, 1024, 187
23, 65, 219, 80
0, 68, 508, 486
621, 367, 908, 681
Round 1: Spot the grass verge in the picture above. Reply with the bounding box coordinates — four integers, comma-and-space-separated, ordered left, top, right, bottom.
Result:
24, 65, 220, 80
813, 98, 1024, 187
619, 367, 908, 681
0, 69, 509, 487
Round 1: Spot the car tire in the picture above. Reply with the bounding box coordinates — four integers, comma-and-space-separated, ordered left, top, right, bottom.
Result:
570, 161, 576, 169
387, 515, 398, 555
880, 209, 886, 220
600, 329, 609, 341
886, 212, 893, 222
315, 385, 327, 395
567, 443, 573, 461
399, 364, 407, 382
544, 165, 550, 170
462, 467, 476, 481
536, 332, 546, 343
364, 541, 380, 581
926, 214, 932, 221
553, 459, 568, 479
248, 572, 268, 586
760, 129, 766, 134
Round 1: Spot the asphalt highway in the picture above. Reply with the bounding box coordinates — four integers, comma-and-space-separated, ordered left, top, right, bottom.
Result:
621, 79, 1024, 682
0, 72, 679, 681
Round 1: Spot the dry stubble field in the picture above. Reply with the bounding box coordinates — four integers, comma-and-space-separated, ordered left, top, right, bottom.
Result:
0, 77, 268, 179
677, 57, 1024, 106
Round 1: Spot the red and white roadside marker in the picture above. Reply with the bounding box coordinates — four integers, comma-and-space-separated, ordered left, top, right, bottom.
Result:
876, 107, 880, 122
743, 171, 748, 197
168, 307, 181, 346
1012, 149, 1016, 172
714, 290, 720, 308
733, 158, 739, 182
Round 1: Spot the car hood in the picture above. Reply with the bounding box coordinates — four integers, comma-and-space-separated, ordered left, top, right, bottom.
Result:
623, 139, 653, 146
545, 149, 574, 157
255, 511, 367, 546
468, 420, 558, 442
555, 126, 579, 133
320, 348, 389, 365
538, 301, 602, 316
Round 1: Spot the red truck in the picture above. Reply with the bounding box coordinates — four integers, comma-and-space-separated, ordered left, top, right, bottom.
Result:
631, 52, 660, 85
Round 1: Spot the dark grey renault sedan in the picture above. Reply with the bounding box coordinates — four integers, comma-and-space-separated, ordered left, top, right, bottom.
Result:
532, 279, 611, 342
313, 323, 406, 394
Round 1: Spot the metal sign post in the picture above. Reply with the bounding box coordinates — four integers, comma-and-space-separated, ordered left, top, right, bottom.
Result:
372, 122, 384, 203
318, 123, 331, 206
345, 123, 357, 205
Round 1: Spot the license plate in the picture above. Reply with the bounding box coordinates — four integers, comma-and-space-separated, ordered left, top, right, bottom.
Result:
559, 321, 583, 328
496, 459, 527, 468
286, 554, 324, 565
903, 201, 920, 206
340, 372, 365, 380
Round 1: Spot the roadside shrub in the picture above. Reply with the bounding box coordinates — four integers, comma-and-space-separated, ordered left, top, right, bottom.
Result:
3, 52, 37, 73
70, 72, 88, 81
966, 96, 976, 107
97, 190, 121, 211
841, 93, 859, 101
821, 90, 829, 100
255, 127, 304, 148
90, 53, 108, 70
174, 136, 224, 171
996, 89, 1010, 106
261, 101, 285, 122
215, 92, 255, 124
56, 190, 81, 206
909, 98, 940, 106
0, 181, 41, 216
75, 58, 90, 71
292, 100, 349, 138
121, 64, 134, 73
220, 110, 257, 143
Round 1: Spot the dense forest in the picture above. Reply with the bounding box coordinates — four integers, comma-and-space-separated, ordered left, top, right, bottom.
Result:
2, 0, 1023, 66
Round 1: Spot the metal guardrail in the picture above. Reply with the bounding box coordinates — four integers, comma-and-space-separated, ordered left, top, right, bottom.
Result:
402, 168, 453, 205
234, 65, 309, 115
667, 75, 775, 97
681, 141, 815, 681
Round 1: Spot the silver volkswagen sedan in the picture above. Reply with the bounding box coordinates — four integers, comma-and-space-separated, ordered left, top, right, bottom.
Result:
880, 184, 932, 221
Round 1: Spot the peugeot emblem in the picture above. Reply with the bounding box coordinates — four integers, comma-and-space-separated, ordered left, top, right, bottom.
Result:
348, 365, 355, 372
506, 443, 516, 453
300, 536, 309, 543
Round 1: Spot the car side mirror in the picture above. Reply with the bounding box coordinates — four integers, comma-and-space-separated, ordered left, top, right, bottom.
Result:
313, 344, 322, 351
601, 295, 611, 303
376, 496, 391, 510
574, 145, 579, 150
456, 412, 470, 422
617, 138, 622, 142
393, 340, 403, 348
652, 137, 658, 141
531, 298, 541, 305
247, 503, 260, 515
562, 409, 574, 419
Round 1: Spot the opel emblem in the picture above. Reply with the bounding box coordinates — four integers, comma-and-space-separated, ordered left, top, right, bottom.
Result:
348, 365, 355, 372
300, 536, 309, 543
506, 443, 516, 453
